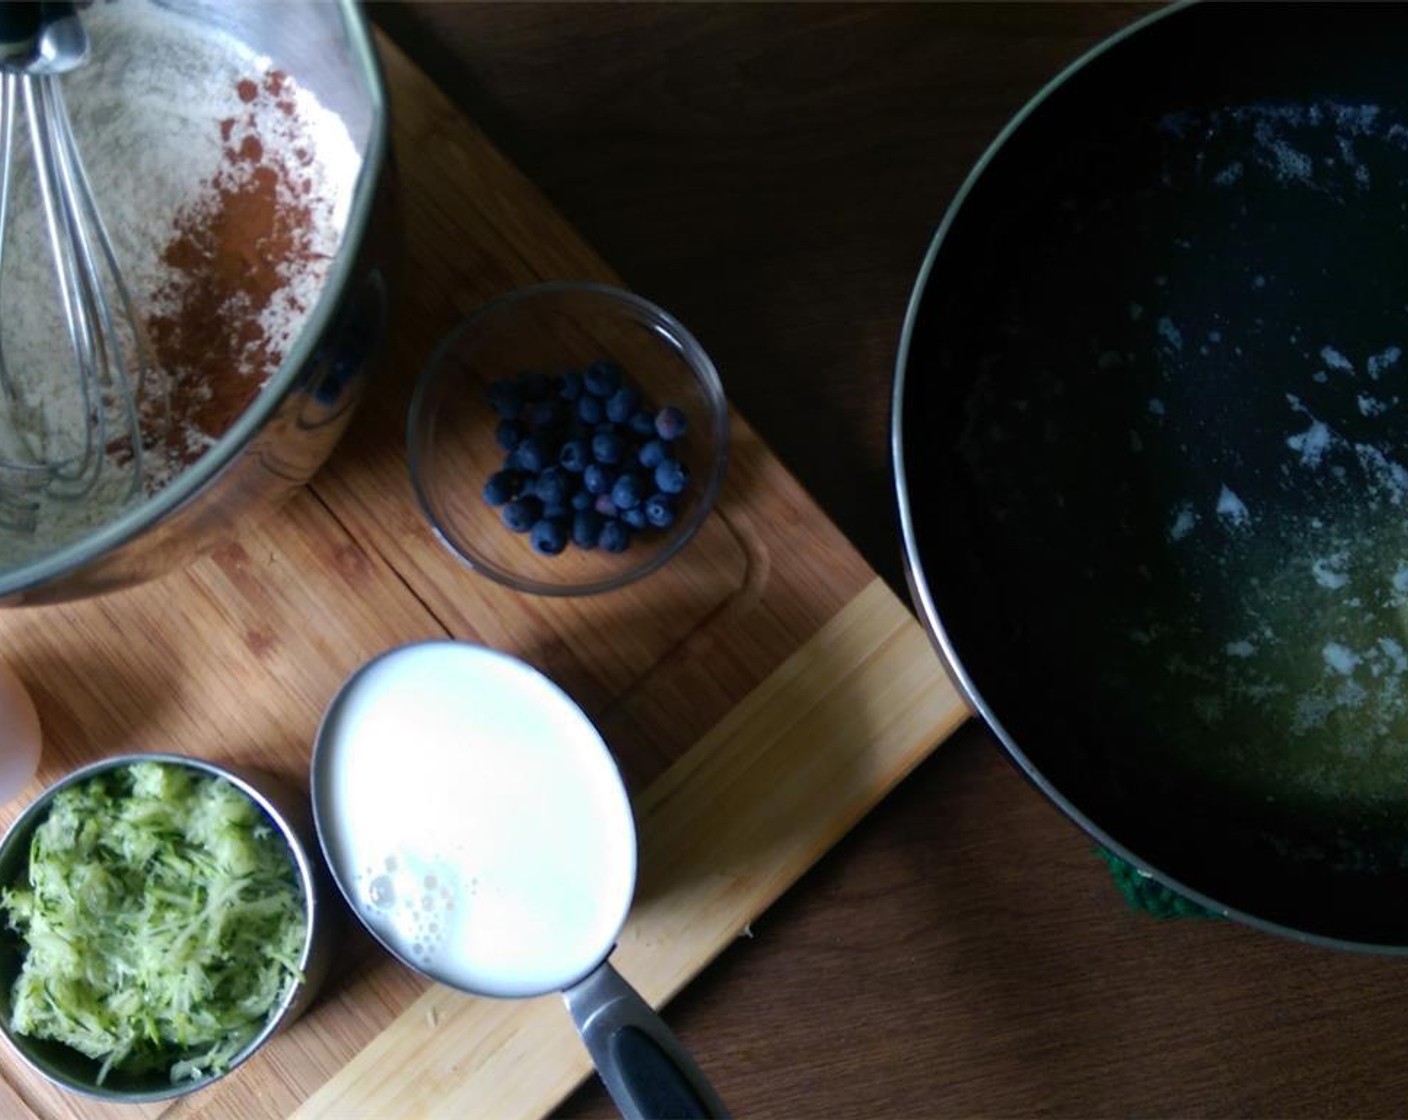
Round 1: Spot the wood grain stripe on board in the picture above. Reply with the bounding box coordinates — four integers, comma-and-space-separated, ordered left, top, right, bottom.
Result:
292, 578, 967, 1120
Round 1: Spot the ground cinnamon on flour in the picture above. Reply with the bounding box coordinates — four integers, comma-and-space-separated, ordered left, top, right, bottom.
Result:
146, 69, 329, 466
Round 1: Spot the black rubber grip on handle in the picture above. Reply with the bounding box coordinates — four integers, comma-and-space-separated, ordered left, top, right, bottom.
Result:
609, 1026, 713, 1120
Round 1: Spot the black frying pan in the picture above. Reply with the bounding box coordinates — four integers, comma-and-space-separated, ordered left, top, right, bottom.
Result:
894, 0, 1408, 949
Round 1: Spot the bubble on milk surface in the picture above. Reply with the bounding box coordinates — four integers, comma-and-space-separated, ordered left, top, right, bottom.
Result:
367, 874, 395, 908
356, 850, 462, 966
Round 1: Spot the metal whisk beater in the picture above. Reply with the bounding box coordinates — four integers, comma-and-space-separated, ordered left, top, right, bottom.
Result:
0, 2, 160, 534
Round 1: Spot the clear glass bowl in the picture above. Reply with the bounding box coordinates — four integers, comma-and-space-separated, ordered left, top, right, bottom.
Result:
409, 282, 729, 596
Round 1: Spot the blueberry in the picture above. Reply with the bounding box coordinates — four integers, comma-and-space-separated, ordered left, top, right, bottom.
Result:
655, 406, 688, 441
577, 394, 606, 425
488, 379, 524, 420
591, 431, 627, 465
559, 438, 591, 472
530, 517, 568, 556
526, 397, 565, 432
605, 385, 641, 424
644, 492, 676, 528
638, 438, 668, 470
495, 419, 524, 452
533, 467, 570, 508
510, 437, 551, 474
501, 496, 542, 532
571, 509, 604, 549
558, 370, 584, 401
584, 360, 623, 397
583, 462, 617, 495
490, 361, 683, 556
599, 519, 631, 553
482, 469, 522, 507
610, 471, 647, 510
517, 370, 551, 401
654, 458, 689, 495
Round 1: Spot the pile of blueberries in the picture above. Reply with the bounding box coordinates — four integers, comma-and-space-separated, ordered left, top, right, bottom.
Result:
482, 361, 692, 555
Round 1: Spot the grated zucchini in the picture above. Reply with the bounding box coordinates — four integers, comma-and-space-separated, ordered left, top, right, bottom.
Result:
0, 762, 307, 1085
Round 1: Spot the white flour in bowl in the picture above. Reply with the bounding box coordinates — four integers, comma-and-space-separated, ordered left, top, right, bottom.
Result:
0, 0, 361, 567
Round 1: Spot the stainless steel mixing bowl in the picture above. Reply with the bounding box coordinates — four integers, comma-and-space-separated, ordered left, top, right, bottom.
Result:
0, 0, 393, 606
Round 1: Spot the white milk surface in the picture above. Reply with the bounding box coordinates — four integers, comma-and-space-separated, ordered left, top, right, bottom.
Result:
313, 642, 637, 999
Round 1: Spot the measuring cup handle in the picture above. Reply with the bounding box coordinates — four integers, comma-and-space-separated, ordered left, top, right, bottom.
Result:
563, 959, 730, 1120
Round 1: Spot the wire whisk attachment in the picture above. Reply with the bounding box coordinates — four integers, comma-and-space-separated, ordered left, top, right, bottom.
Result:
0, 2, 164, 533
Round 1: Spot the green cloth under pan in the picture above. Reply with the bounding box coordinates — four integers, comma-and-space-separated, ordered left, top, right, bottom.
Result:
1097, 849, 1221, 920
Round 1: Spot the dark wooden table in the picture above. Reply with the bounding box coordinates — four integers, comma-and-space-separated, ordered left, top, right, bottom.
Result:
373, 5, 1408, 1116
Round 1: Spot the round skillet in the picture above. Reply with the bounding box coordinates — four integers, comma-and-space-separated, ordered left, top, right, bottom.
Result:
894, 0, 1408, 949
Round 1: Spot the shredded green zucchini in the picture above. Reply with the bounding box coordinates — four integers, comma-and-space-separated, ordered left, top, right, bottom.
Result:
0, 762, 307, 1085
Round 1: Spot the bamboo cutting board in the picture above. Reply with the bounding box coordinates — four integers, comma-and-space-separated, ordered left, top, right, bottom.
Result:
0, 32, 968, 1120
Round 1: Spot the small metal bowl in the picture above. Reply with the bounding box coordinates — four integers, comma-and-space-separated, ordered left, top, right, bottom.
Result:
0, 753, 334, 1103
408, 281, 730, 596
